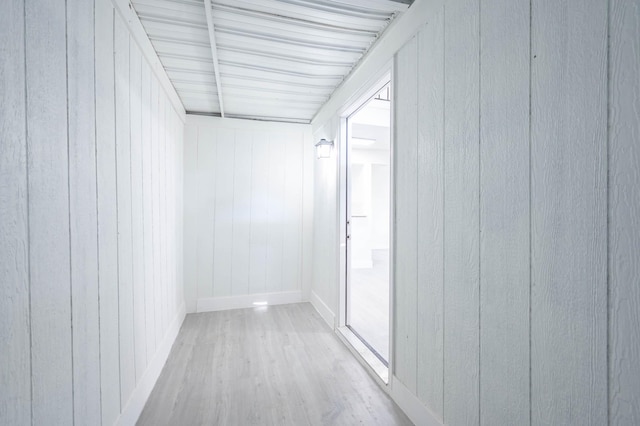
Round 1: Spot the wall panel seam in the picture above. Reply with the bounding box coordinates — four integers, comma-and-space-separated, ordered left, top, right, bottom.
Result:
211, 130, 218, 296
92, 2, 104, 424
230, 131, 236, 293
414, 35, 419, 392
127, 32, 137, 385
605, 0, 611, 422
477, 1, 482, 422
64, 2, 76, 422
23, 0, 34, 421
112, 7, 122, 410
263, 134, 271, 294
140, 53, 148, 372
248, 132, 255, 294
527, 0, 533, 423
195, 128, 199, 302
441, 5, 447, 421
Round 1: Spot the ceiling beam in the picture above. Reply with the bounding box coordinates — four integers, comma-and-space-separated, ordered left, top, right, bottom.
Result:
203, 0, 225, 117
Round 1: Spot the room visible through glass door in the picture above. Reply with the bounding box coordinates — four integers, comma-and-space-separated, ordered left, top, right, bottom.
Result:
346, 83, 391, 365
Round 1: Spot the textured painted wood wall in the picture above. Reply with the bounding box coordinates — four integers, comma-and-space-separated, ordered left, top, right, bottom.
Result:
394, 35, 419, 393
609, 0, 640, 423
95, 1, 120, 421
442, 1, 481, 423
0, 0, 30, 424
479, 0, 530, 424
415, 5, 445, 415
392, 0, 639, 424
183, 118, 308, 311
0, 0, 185, 424
68, 0, 101, 423
26, 1, 73, 423
97, 4, 185, 424
531, 0, 608, 423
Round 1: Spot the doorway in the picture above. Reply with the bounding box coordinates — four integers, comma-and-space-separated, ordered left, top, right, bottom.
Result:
344, 82, 392, 371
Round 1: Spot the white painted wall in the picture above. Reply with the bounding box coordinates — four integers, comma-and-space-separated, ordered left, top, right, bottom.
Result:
0, 0, 185, 424
310, 116, 342, 325
183, 115, 314, 313
310, 0, 640, 425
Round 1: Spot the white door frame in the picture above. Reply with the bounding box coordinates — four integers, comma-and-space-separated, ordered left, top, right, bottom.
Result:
335, 63, 395, 386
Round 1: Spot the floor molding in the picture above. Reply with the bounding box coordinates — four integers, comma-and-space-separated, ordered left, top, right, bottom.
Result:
196, 291, 303, 313
116, 302, 186, 426
309, 290, 335, 329
389, 375, 443, 426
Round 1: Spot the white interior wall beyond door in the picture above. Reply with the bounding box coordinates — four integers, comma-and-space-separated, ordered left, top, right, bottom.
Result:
183, 116, 314, 313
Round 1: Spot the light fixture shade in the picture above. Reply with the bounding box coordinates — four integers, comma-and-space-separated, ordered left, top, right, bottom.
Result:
315, 138, 334, 159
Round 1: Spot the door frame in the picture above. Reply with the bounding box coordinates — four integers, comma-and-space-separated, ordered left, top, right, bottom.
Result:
335, 63, 395, 385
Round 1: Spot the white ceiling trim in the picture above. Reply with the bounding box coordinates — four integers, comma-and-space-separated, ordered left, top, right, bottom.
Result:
203, 0, 225, 116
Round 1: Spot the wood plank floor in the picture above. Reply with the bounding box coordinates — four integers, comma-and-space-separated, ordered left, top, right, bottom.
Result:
138, 303, 412, 425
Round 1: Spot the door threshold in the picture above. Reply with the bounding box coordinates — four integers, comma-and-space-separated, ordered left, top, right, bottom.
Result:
336, 326, 389, 386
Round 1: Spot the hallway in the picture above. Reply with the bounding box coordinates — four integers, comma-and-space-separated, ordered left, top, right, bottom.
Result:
2, 0, 639, 424
138, 304, 411, 425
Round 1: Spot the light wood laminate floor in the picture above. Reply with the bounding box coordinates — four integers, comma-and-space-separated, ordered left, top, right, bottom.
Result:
138, 303, 412, 426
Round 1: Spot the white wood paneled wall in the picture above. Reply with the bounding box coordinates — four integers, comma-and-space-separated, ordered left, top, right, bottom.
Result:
479, 0, 530, 423
531, 0, 608, 423
310, 116, 341, 324
1, 0, 30, 423
395, 35, 419, 394
184, 116, 311, 313
0, 0, 185, 424
97, 3, 185, 423
390, 0, 640, 425
415, 8, 445, 416
609, 0, 640, 424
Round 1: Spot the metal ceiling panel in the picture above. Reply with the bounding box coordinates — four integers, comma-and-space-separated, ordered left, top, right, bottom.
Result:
131, 0, 412, 122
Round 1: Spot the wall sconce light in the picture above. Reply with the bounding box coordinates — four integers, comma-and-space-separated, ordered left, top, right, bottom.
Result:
315, 138, 334, 159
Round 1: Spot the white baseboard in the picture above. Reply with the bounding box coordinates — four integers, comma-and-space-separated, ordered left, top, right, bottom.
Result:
116, 302, 186, 426
196, 291, 302, 313
390, 375, 443, 426
309, 290, 335, 329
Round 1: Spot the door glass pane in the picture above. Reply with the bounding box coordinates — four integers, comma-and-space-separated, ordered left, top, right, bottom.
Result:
346, 83, 391, 363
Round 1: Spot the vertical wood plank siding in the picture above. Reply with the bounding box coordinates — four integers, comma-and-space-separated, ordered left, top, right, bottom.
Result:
0, 0, 185, 422
389, 0, 638, 424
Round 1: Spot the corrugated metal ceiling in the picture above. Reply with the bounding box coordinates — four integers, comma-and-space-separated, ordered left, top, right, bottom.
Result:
131, 0, 412, 123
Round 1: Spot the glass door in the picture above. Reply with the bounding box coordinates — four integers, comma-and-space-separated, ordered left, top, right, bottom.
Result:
345, 83, 391, 365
